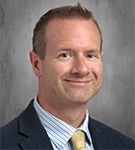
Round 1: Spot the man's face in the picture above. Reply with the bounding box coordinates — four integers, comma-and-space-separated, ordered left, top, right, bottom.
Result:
39, 18, 103, 106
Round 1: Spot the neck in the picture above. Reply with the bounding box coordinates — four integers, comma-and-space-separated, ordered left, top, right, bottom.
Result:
37, 95, 87, 128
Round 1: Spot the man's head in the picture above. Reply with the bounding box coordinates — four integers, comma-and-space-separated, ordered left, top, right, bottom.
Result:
30, 4, 103, 110
33, 3, 103, 60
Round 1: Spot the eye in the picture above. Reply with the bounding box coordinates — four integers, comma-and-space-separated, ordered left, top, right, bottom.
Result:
60, 53, 70, 58
87, 54, 95, 58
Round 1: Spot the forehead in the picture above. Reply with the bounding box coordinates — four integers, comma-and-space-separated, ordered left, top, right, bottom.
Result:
46, 18, 100, 39
45, 18, 101, 52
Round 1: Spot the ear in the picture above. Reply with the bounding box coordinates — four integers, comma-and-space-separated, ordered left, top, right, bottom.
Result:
101, 52, 104, 56
29, 51, 41, 77
101, 52, 104, 61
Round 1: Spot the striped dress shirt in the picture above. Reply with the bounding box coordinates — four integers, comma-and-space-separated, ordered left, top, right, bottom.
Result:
34, 96, 94, 150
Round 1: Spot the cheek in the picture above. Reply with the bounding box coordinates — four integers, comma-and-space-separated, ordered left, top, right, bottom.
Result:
91, 63, 103, 79
50, 62, 71, 79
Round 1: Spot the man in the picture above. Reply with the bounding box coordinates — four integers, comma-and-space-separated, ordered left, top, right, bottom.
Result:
1, 4, 134, 150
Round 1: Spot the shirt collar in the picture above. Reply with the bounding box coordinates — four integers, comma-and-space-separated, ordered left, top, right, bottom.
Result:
34, 96, 90, 149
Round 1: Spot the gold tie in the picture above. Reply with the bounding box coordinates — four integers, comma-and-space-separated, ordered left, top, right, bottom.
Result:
71, 130, 86, 150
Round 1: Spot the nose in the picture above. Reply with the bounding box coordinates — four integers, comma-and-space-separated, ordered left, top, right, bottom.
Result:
71, 56, 90, 77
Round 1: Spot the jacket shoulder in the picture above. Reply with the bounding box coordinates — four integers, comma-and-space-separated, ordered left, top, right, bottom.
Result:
0, 100, 34, 149
89, 117, 135, 149
0, 116, 27, 149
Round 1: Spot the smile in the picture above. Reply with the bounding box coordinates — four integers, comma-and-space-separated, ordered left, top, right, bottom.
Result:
64, 79, 92, 85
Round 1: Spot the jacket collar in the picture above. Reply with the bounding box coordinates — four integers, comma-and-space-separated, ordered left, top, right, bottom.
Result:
18, 100, 53, 150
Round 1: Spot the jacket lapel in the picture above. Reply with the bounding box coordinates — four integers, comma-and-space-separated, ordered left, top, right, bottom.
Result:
89, 118, 102, 150
89, 118, 117, 150
18, 100, 53, 150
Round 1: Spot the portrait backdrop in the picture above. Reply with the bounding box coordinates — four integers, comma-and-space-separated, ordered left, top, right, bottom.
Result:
1, 0, 134, 140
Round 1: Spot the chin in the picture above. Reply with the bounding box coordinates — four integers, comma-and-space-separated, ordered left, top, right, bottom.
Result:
67, 94, 93, 104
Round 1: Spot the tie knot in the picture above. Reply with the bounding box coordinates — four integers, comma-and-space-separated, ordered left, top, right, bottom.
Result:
71, 130, 85, 150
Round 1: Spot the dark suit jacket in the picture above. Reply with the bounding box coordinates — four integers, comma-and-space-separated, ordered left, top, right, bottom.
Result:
0, 99, 134, 149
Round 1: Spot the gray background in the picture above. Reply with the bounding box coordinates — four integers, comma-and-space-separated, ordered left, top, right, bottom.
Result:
0, 0, 134, 140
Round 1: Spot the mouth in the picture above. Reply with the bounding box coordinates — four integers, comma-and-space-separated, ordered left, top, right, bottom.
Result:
64, 79, 92, 85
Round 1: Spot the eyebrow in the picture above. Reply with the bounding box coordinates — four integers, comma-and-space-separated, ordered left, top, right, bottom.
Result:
56, 47, 101, 54
87, 49, 100, 53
